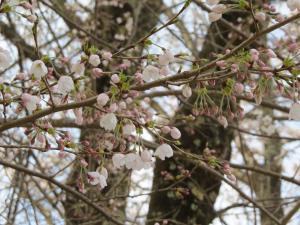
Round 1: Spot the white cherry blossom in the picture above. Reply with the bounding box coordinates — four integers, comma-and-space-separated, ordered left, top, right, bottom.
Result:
71, 62, 85, 76
154, 144, 173, 160
89, 54, 101, 67
122, 123, 136, 136
170, 127, 181, 139
57, 76, 74, 95
97, 93, 109, 107
255, 12, 266, 22
87, 171, 107, 189
217, 115, 228, 128
124, 153, 148, 170
30, 60, 48, 80
0, 47, 12, 70
142, 65, 161, 82
100, 167, 108, 179
182, 84, 192, 98
158, 50, 174, 66
100, 113, 118, 131
112, 153, 126, 168
21, 93, 40, 112
102, 51, 112, 61
141, 150, 152, 162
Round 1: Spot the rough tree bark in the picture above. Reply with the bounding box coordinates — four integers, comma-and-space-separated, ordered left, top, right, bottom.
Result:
251, 108, 284, 225
61, 1, 163, 224
147, 5, 263, 225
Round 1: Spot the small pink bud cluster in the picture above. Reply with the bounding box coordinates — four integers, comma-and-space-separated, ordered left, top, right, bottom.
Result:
161, 126, 181, 140
223, 161, 236, 182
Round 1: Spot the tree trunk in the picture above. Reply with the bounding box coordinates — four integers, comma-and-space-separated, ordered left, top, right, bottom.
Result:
147, 7, 258, 225
252, 108, 284, 225
62, 1, 163, 224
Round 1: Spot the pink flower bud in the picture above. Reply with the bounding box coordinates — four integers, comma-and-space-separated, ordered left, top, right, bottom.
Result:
119, 101, 127, 110
225, 49, 231, 54
263, 4, 270, 10
126, 97, 133, 104
143, 97, 150, 103
129, 90, 139, 98
254, 12, 266, 22
182, 84, 192, 98
161, 126, 171, 134
92, 68, 103, 78
217, 115, 228, 128
250, 49, 259, 62
288, 42, 298, 53
111, 74, 120, 83
223, 162, 231, 173
234, 82, 244, 94
231, 95, 237, 103
135, 72, 143, 83
80, 159, 88, 167
269, 5, 276, 12
231, 64, 239, 72
275, 14, 284, 22
102, 51, 112, 61
216, 60, 226, 69
170, 127, 181, 139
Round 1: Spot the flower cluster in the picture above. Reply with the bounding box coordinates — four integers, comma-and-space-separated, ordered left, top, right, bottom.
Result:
1, 0, 300, 196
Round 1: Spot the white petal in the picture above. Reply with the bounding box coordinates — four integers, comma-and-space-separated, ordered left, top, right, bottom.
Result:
122, 123, 136, 136
141, 150, 152, 162
30, 60, 48, 80
87, 171, 100, 185
71, 63, 85, 76
100, 113, 118, 131
182, 84, 192, 98
124, 153, 138, 169
100, 167, 108, 179
97, 93, 109, 107
142, 65, 161, 82
89, 54, 101, 67
112, 153, 126, 168
154, 144, 173, 160
158, 50, 174, 66
0, 47, 12, 70
98, 174, 107, 189
57, 76, 74, 95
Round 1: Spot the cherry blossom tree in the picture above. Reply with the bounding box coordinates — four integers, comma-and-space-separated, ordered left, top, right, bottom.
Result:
0, 0, 300, 225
